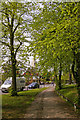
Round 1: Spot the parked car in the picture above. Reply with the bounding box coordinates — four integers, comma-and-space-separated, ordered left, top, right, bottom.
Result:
28, 82, 39, 89
40, 82, 44, 85
0, 77, 25, 92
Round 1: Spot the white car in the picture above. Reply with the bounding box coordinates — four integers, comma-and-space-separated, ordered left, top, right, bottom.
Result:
1, 77, 25, 92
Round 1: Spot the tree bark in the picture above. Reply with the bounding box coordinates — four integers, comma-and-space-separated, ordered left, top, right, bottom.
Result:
74, 2, 80, 108
76, 52, 80, 107
58, 62, 62, 90
69, 65, 72, 84
69, 72, 72, 84
72, 51, 77, 81
11, 53, 17, 91
53, 64, 57, 84
72, 51, 80, 108
10, 21, 17, 95
10, 43, 17, 95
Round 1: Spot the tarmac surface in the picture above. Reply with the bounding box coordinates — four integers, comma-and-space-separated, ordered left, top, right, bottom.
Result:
0, 84, 53, 94
24, 85, 78, 119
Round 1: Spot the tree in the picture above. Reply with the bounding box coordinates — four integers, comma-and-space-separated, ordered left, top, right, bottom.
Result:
28, 1, 80, 107
58, 2, 80, 106
0, 1, 36, 95
29, 2, 73, 89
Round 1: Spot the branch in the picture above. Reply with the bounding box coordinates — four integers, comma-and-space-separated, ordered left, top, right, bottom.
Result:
15, 41, 22, 57
13, 13, 24, 34
50, 30, 56, 33
13, 22, 20, 34
6, 14, 10, 26
1, 10, 10, 27
57, 55, 60, 60
10, 13, 14, 31
0, 41, 10, 48
15, 30, 27, 40
2, 22, 8, 27
1, 34, 8, 39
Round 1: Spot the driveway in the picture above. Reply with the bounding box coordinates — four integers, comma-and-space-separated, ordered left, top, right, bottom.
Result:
24, 85, 78, 118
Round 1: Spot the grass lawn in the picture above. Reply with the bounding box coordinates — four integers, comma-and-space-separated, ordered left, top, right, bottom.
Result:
2, 87, 48, 119
57, 84, 78, 105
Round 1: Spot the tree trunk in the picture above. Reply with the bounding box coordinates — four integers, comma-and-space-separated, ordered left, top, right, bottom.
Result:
55, 74, 57, 81
69, 65, 72, 84
11, 49, 17, 96
72, 51, 80, 108
76, 2, 80, 108
10, 27, 17, 96
76, 52, 80, 108
72, 51, 76, 81
58, 62, 62, 90
69, 72, 72, 84
53, 64, 57, 85
11, 55, 17, 91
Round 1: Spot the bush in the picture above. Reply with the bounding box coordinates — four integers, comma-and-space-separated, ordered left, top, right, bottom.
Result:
9, 88, 17, 96
8, 86, 12, 93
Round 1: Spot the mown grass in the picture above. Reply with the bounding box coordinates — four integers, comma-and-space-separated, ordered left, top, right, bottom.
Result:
2, 87, 48, 119
57, 84, 78, 104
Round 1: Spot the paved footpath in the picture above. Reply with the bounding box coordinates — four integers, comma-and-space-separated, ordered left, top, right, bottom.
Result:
24, 86, 79, 119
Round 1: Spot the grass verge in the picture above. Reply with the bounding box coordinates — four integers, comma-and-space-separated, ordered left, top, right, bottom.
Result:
2, 87, 48, 119
56, 84, 78, 105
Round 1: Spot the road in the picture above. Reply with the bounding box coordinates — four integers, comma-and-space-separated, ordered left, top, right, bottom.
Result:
0, 90, 2, 95
0, 84, 54, 95
0, 90, 8, 95
24, 86, 78, 118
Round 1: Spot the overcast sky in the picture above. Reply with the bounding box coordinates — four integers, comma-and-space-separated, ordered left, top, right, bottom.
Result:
1, 0, 80, 3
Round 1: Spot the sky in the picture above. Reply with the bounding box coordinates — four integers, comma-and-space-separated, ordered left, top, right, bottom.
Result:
1, 0, 80, 2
